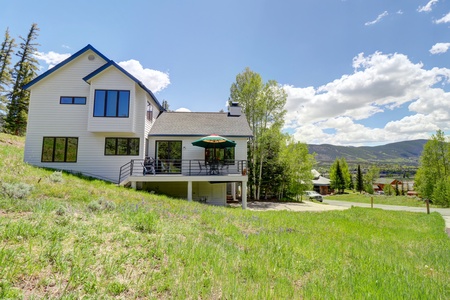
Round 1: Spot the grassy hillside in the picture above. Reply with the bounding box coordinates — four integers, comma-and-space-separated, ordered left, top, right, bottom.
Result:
308, 139, 427, 164
0, 133, 449, 299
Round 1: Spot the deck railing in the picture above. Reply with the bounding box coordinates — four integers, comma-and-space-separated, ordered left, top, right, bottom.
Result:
119, 159, 247, 183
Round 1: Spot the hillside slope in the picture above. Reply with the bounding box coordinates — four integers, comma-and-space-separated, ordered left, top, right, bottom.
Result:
308, 139, 427, 165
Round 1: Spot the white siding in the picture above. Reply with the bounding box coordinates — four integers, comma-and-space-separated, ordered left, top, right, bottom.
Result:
87, 68, 135, 133
147, 136, 247, 161
24, 50, 150, 182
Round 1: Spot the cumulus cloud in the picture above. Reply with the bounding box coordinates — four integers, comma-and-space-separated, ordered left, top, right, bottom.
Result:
175, 107, 191, 112
435, 12, 450, 24
418, 0, 439, 13
365, 11, 388, 26
118, 59, 170, 93
34, 51, 71, 69
283, 52, 450, 146
430, 42, 450, 54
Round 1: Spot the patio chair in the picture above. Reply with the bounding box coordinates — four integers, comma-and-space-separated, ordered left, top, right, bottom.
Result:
142, 157, 155, 175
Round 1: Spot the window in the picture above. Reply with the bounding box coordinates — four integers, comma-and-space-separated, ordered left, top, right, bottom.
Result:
93, 90, 130, 117
156, 141, 182, 173
205, 147, 235, 164
42, 137, 78, 162
146, 101, 153, 121
105, 138, 139, 155
60, 97, 86, 105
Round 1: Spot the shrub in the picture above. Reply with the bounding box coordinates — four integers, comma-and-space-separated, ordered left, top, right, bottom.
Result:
1, 182, 33, 199
49, 171, 63, 183
87, 198, 116, 212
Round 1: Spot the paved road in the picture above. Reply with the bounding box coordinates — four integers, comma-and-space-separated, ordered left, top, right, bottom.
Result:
324, 199, 450, 232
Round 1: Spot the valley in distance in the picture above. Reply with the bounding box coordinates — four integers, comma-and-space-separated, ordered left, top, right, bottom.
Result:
307, 139, 428, 178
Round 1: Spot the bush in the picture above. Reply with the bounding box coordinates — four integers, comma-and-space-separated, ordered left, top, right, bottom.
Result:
49, 171, 63, 183
1, 182, 33, 199
87, 198, 116, 212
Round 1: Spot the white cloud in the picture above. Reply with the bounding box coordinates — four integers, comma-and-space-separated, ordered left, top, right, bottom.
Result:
365, 11, 388, 26
34, 51, 71, 69
430, 42, 450, 54
283, 52, 450, 146
435, 12, 450, 24
418, 0, 439, 13
118, 59, 170, 93
175, 107, 191, 112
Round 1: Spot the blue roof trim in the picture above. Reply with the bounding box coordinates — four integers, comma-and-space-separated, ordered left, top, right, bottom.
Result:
23, 44, 109, 90
83, 61, 165, 112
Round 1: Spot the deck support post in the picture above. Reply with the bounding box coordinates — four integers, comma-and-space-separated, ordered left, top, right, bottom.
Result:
131, 181, 136, 189
187, 181, 192, 201
242, 181, 247, 209
232, 183, 237, 201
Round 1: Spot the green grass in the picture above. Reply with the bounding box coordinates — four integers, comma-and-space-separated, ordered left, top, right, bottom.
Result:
1, 133, 449, 299
328, 191, 429, 207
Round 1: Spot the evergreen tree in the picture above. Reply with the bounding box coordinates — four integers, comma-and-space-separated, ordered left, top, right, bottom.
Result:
356, 164, 364, 193
0, 28, 15, 124
4, 23, 39, 136
330, 160, 346, 194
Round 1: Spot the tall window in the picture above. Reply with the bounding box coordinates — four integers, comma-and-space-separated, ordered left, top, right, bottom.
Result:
105, 138, 139, 155
94, 90, 130, 117
147, 101, 153, 121
156, 141, 182, 173
42, 137, 78, 162
205, 147, 235, 164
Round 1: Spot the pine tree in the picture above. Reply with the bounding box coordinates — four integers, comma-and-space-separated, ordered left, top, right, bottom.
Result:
356, 164, 364, 193
4, 23, 39, 136
0, 28, 15, 124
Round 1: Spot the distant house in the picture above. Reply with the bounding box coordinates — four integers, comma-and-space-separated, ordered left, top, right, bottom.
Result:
312, 169, 332, 195
373, 178, 415, 194
23, 45, 252, 208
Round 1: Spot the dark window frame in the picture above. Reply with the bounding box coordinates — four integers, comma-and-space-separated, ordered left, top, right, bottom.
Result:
205, 147, 235, 165
41, 137, 78, 163
155, 140, 182, 173
93, 89, 130, 118
105, 137, 140, 156
60, 96, 87, 105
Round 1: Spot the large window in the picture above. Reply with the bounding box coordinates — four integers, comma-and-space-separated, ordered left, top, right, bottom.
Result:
156, 141, 182, 173
42, 137, 78, 162
105, 138, 139, 155
94, 90, 130, 117
60, 96, 86, 105
205, 147, 235, 164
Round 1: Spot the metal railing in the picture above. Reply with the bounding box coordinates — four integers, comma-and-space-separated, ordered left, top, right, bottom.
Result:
119, 159, 247, 183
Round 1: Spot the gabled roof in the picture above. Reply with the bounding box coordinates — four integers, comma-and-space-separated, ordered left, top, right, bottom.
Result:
149, 112, 253, 137
24, 44, 164, 112
83, 61, 164, 111
23, 44, 109, 90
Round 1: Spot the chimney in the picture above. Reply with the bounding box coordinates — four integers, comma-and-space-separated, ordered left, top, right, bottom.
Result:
228, 102, 241, 117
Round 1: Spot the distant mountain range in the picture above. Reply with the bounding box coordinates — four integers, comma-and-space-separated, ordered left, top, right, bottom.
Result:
308, 139, 428, 166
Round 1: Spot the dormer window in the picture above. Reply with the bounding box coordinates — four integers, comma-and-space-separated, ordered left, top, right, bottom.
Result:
93, 90, 130, 117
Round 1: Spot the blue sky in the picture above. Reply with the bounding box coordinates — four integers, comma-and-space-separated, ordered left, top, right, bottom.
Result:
1, 0, 450, 146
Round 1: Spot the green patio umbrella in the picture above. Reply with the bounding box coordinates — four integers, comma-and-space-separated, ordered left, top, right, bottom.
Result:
192, 134, 236, 162
192, 134, 236, 149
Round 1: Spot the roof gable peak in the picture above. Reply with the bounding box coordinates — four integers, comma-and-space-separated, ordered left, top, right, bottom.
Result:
24, 44, 110, 90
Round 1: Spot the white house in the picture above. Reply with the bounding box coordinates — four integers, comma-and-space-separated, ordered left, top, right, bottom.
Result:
23, 45, 252, 208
